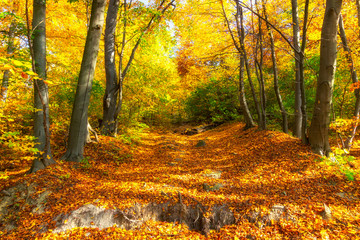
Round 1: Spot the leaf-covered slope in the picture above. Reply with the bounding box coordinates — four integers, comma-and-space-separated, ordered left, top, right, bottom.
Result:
0, 122, 359, 239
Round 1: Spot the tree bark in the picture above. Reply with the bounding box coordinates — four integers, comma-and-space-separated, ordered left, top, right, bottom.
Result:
262, 1, 288, 133
1, 20, 16, 102
291, 0, 302, 138
28, 0, 56, 173
62, 0, 106, 162
236, 3, 261, 125
221, 0, 255, 129
356, 0, 360, 30
338, 14, 360, 149
300, 0, 310, 144
254, 0, 266, 130
309, 0, 342, 156
239, 55, 255, 129
102, 0, 120, 135
101, 0, 175, 135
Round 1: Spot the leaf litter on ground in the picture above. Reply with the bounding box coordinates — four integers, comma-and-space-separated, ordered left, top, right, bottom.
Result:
0, 122, 359, 239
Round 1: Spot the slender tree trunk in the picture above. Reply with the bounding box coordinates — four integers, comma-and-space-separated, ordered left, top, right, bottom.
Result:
254, 0, 266, 130
1, 20, 16, 102
309, 0, 342, 156
338, 14, 360, 149
28, 0, 55, 173
262, 1, 288, 133
292, 0, 302, 138
356, 0, 360, 30
239, 55, 255, 129
221, 0, 255, 129
102, 0, 120, 135
300, 0, 310, 144
1, 70, 10, 103
236, 8, 255, 129
62, 0, 106, 162
237, 3, 261, 124
101, 0, 175, 135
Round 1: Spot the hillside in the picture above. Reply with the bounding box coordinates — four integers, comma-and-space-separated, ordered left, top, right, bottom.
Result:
0, 122, 359, 239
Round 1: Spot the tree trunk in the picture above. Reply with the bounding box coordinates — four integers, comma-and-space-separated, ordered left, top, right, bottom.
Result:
291, 0, 302, 138
221, 0, 255, 129
62, 0, 106, 162
237, 3, 261, 124
356, 0, 360, 30
262, 1, 288, 133
102, 0, 120, 135
309, 0, 342, 156
101, 0, 175, 136
338, 14, 360, 149
254, 0, 266, 130
300, 0, 310, 144
1, 20, 16, 102
29, 0, 56, 173
239, 55, 255, 129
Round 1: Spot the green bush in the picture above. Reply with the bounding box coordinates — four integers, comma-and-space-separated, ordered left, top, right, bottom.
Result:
185, 78, 240, 123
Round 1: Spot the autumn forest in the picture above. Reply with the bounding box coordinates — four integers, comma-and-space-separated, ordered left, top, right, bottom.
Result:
0, 0, 360, 239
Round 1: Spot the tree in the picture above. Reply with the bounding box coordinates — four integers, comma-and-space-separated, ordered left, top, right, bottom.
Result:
291, 0, 302, 138
27, 0, 56, 173
1, 19, 15, 102
356, 0, 360, 29
102, 0, 120, 135
221, 0, 255, 129
299, 0, 309, 144
252, 0, 266, 130
101, 0, 176, 136
338, 14, 359, 150
309, 0, 343, 156
237, 2, 261, 129
262, 1, 288, 133
62, 0, 106, 162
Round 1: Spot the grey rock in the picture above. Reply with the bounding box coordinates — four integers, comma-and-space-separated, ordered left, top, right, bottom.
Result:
203, 183, 224, 192
246, 204, 296, 226
203, 170, 222, 179
53, 201, 235, 236
195, 140, 206, 147
320, 203, 332, 221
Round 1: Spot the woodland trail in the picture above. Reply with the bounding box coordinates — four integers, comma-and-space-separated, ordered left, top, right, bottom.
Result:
1, 122, 360, 239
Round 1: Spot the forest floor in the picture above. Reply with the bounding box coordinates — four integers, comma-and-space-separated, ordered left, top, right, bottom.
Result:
0, 122, 360, 239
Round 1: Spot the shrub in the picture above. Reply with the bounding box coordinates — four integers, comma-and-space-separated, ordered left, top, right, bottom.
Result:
185, 78, 240, 123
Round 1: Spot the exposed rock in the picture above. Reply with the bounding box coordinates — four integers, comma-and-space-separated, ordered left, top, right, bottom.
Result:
195, 140, 206, 147
184, 129, 198, 136
161, 142, 178, 150
1, 189, 11, 196
30, 190, 52, 214
53, 204, 122, 233
320, 203, 332, 221
246, 204, 295, 226
203, 183, 224, 192
0, 182, 52, 233
335, 192, 359, 201
210, 205, 236, 231
53, 201, 235, 236
182, 123, 223, 136
202, 169, 222, 179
